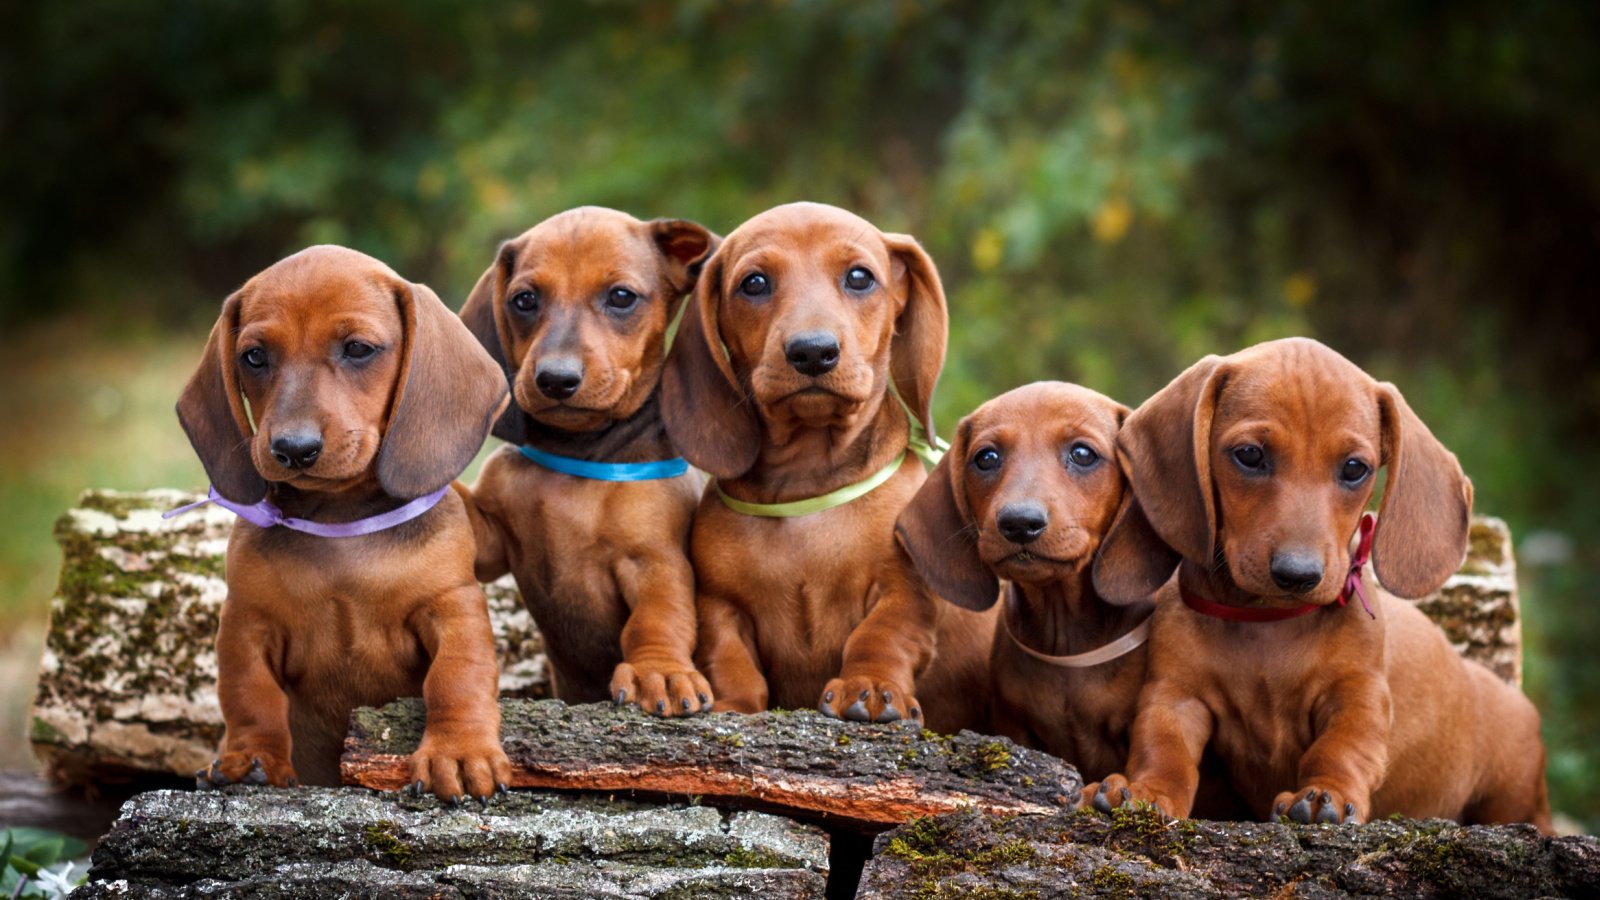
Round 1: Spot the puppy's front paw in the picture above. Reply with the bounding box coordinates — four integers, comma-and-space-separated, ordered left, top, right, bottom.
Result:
818, 675, 920, 724
610, 660, 714, 717
1080, 774, 1175, 818
1273, 786, 1363, 824
408, 736, 512, 804
196, 751, 296, 790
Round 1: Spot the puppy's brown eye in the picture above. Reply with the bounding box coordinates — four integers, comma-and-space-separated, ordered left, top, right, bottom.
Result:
343, 341, 376, 360
1340, 458, 1371, 484
972, 447, 1003, 472
510, 290, 539, 314
241, 347, 267, 370
1067, 443, 1099, 468
606, 287, 639, 311
1232, 445, 1266, 471
844, 267, 875, 291
739, 273, 771, 297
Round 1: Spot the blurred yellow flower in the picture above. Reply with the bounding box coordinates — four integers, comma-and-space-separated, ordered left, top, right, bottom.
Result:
1092, 197, 1133, 244
972, 227, 1004, 272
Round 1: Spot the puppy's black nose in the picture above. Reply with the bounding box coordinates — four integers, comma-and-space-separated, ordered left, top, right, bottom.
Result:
535, 359, 583, 400
1270, 552, 1324, 593
997, 501, 1049, 545
270, 432, 323, 469
785, 331, 840, 377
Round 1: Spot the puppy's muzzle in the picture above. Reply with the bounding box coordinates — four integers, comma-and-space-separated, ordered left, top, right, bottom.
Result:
270, 431, 323, 469
997, 500, 1049, 546
784, 331, 840, 377
1269, 550, 1324, 594
535, 357, 584, 400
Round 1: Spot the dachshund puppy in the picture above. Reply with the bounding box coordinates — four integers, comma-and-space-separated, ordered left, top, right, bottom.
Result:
1086, 337, 1552, 831
897, 382, 1145, 778
175, 245, 512, 801
660, 201, 995, 733
459, 207, 717, 715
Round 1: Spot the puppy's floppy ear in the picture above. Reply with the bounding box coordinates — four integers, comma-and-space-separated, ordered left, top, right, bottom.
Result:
882, 233, 949, 440
1093, 486, 1183, 605
1115, 355, 1227, 567
649, 218, 720, 298
895, 419, 999, 611
1372, 382, 1472, 598
458, 240, 534, 446
176, 289, 267, 504
661, 251, 761, 480
379, 279, 509, 498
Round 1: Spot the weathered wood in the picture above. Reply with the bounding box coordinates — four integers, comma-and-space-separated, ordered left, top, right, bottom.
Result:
30, 491, 1523, 786
858, 805, 1600, 899
30, 489, 546, 787
72, 786, 829, 899
342, 698, 1080, 832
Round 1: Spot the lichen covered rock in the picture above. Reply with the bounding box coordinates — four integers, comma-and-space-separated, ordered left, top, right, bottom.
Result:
32, 489, 547, 785
72, 786, 828, 898
858, 805, 1600, 899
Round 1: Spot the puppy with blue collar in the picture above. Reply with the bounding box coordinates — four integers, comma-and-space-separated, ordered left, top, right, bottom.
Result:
459, 207, 718, 715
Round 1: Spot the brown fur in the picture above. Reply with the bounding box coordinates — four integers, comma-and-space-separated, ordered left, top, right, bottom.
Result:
660, 202, 995, 732
458, 207, 718, 714
176, 245, 511, 800
1085, 337, 1552, 832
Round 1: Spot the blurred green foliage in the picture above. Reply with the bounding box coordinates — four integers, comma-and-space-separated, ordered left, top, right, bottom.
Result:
1, 0, 1596, 827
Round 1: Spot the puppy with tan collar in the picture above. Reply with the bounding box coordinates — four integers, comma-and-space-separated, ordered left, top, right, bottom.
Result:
460, 207, 718, 715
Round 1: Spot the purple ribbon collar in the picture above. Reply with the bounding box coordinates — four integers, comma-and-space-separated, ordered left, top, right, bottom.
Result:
163, 484, 450, 538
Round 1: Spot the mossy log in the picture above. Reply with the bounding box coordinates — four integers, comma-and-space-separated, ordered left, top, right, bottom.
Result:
858, 805, 1600, 899
71, 786, 829, 898
342, 698, 1079, 832
31, 490, 1521, 786
30, 489, 545, 786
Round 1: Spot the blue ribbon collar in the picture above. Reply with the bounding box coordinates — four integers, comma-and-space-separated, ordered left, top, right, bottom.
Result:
518, 445, 690, 482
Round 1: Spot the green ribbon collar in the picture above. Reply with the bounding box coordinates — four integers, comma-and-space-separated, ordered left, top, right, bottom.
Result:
714, 397, 949, 518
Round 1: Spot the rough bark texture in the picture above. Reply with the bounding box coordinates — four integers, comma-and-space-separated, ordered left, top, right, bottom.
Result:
858, 805, 1600, 899
343, 699, 1080, 832
30, 489, 546, 786
70, 786, 829, 899
30, 490, 1524, 787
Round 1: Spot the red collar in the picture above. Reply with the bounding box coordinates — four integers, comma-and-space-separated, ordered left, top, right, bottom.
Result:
1180, 513, 1378, 623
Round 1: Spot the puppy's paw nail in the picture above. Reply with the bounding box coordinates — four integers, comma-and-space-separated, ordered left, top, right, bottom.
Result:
451, 794, 464, 807
497, 783, 509, 797
244, 761, 268, 786
615, 690, 626, 705
1120, 787, 1131, 804
1092, 790, 1114, 814
286, 777, 299, 788
910, 707, 922, 721
882, 691, 893, 703
681, 697, 692, 711
1289, 796, 1314, 824
858, 689, 871, 701
1317, 802, 1340, 824
412, 779, 425, 798
844, 699, 871, 721
874, 704, 900, 723
1273, 801, 1287, 819
1344, 802, 1359, 824
1318, 790, 1332, 804
655, 699, 667, 715
818, 700, 838, 718
195, 776, 213, 791
824, 690, 834, 703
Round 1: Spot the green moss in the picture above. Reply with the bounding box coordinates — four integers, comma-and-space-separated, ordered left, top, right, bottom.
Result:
1090, 863, 1137, 897
836, 733, 852, 746
29, 716, 64, 744
1106, 801, 1193, 860
363, 819, 415, 869
973, 742, 1012, 773
722, 847, 787, 868
715, 733, 745, 749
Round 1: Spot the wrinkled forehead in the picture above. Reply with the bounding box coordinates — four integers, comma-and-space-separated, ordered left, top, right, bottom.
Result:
970, 383, 1123, 445
1215, 343, 1380, 438
721, 204, 890, 274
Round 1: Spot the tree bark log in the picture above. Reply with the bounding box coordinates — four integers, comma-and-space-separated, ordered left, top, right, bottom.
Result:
859, 805, 1599, 899
72, 786, 830, 899
341, 698, 1081, 833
